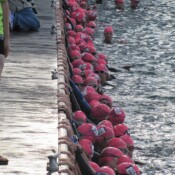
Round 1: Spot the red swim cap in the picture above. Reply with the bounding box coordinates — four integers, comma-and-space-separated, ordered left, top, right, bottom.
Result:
75, 24, 84, 32
89, 100, 100, 108
77, 123, 98, 143
82, 85, 96, 95
91, 103, 111, 121
120, 134, 134, 147
73, 68, 82, 76
66, 22, 72, 31
99, 147, 123, 166
108, 105, 126, 125
67, 44, 80, 55
83, 27, 95, 37
68, 36, 76, 45
113, 123, 129, 137
96, 166, 115, 175
79, 63, 94, 71
115, 0, 124, 4
96, 53, 108, 61
84, 91, 100, 103
82, 69, 94, 78
82, 52, 95, 62
72, 75, 83, 84
84, 76, 98, 86
67, 30, 76, 37
88, 10, 97, 21
95, 64, 108, 72
69, 50, 81, 60
98, 120, 113, 129
73, 110, 87, 123
71, 58, 85, 68
96, 58, 107, 65
79, 139, 94, 158
89, 161, 100, 172
117, 163, 141, 175
86, 21, 96, 29
99, 94, 113, 107
117, 155, 134, 165
104, 26, 113, 33
106, 138, 127, 150
96, 125, 114, 143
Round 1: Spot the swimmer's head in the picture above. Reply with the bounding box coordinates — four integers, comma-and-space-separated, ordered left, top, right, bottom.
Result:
104, 26, 113, 44
131, 0, 139, 9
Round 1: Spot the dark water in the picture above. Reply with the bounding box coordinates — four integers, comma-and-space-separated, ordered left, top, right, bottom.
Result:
94, 0, 175, 174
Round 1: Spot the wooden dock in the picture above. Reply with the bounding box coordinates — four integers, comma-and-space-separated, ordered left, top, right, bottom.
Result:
0, 1, 59, 174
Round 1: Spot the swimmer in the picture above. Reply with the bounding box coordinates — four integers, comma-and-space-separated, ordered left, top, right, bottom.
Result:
115, 0, 124, 10
130, 0, 139, 9
103, 26, 113, 44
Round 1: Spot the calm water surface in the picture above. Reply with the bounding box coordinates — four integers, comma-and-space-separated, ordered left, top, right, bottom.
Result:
94, 0, 175, 174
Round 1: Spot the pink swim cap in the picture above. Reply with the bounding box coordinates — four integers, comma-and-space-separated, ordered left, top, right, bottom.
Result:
67, 30, 76, 37
120, 135, 134, 147
83, 76, 98, 86
96, 58, 107, 65
108, 105, 126, 125
104, 26, 113, 33
98, 94, 113, 106
77, 123, 98, 143
66, 22, 72, 31
106, 138, 127, 150
96, 125, 114, 143
67, 44, 80, 54
73, 110, 87, 123
98, 120, 113, 129
117, 155, 134, 165
88, 10, 97, 21
89, 100, 100, 108
71, 58, 85, 68
99, 147, 123, 166
113, 123, 129, 137
82, 52, 95, 62
95, 64, 108, 72
84, 91, 100, 103
83, 27, 95, 37
89, 161, 100, 172
86, 44, 96, 54
91, 103, 111, 121
96, 53, 107, 61
115, 0, 124, 4
75, 24, 84, 32
80, 63, 94, 71
69, 50, 81, 60
73, 68, 82, 76
86, 21, 96, 29
117, 163, 141, 175
72, 75, 83, 84
68, 36, 76, 45
79, 139, 94, 158
96, 166, 115, 175
82, 69, 94, 78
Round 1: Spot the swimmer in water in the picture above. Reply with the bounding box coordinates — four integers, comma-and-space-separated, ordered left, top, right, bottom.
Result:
130, 0, 139, 9
103, 26, 113, 44
115, 0, 124, 10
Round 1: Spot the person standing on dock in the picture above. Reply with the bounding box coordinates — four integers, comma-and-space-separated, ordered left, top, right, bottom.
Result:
0, 0, 10, 79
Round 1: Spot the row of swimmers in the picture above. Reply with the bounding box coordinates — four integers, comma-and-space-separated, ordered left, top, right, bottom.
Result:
56, 0, 143, 174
